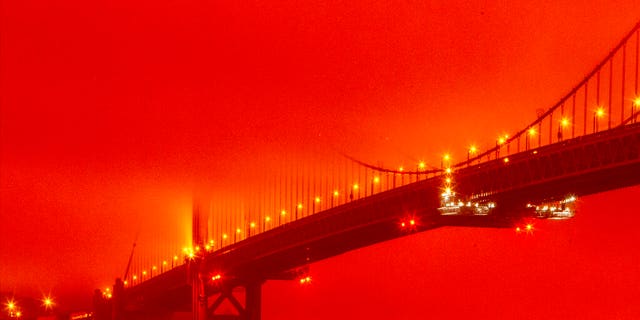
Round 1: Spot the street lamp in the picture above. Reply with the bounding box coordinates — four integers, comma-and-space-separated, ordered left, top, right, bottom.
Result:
496, 134, 508, 157
634, 97, 640, 123
263, 217, 270, 231
441, 154, 450, 169
6, 300, 16, 314
296, 203, 303, 219
594, 107, 605, 132
313, 197, 320, 214
43, 296, 54, 310
558, 117, 569, 141
351, 183, 359, 201
526, 127, 536, 150
372, 176, 380, 193
249, 221, 256, 236
467, 145, 477, 163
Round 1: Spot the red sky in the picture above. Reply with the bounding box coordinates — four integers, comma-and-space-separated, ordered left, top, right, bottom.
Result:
1, 0, 640, 317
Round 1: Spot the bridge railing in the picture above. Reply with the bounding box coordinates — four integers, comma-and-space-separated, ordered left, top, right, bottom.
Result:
457, 20, 640, 168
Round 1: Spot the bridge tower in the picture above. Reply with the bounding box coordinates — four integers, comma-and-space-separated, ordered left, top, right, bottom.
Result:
191, 199, 264, 320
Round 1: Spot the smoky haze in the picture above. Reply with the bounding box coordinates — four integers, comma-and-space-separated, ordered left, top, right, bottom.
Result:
1, 0, 639, 317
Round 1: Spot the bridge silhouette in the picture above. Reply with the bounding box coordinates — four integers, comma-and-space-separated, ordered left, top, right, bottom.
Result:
96, 20, 640, 320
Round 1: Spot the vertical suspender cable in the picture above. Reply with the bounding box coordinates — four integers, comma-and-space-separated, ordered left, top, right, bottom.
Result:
596, 70, 601, 132
622, 44, 626, 123
631, 30, 640, 123
572, 94, 576, 138
584, 82, 588, 135
608, 59, 613, 129
549, 113, 553, 145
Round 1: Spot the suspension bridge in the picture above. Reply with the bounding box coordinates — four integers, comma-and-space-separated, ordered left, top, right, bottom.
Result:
95, 20, 640, 320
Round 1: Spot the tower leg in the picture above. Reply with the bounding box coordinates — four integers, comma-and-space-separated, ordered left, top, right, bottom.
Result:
245, 282, 262, 320
191, 265, 208, 320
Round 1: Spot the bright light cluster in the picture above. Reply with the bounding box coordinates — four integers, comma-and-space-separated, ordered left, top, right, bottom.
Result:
43, 297, 54, 308
299, 276, 312, 285
6, 300, 19, 318
5, 298, 30, 318
102, 288, 112, 299
183, 247, 196, 260
399, 215, 418, 230
515, 223, 534, 234
497, 134, 509, 145
440, 160, 455, 202
438, 161, 497, 216
528, 195, 577, 220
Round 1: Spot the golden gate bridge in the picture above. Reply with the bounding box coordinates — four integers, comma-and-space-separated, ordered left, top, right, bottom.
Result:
94, 19, 640, 320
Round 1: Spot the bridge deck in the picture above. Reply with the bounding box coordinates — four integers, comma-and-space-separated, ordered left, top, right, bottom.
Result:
124, 122, 640, 311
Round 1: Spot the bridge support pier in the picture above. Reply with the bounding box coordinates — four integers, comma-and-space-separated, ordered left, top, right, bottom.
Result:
192, 275, 263, 320
207, 281, 262, 320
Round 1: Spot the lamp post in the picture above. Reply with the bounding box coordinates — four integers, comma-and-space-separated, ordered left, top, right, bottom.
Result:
634, 97, 640, 123
594, 107, 604, 132
249, 221, 256, 237
417, 162, 425, 180
313, 197, 320, 214
526, 128, 536, 150
467, 146, 477, 165
441, 154, 450, 169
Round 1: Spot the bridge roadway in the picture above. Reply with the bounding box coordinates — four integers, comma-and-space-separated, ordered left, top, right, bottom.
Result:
120, 122, 640, 317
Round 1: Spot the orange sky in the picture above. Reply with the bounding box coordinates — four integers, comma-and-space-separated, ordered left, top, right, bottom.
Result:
1, 0, 640, 316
